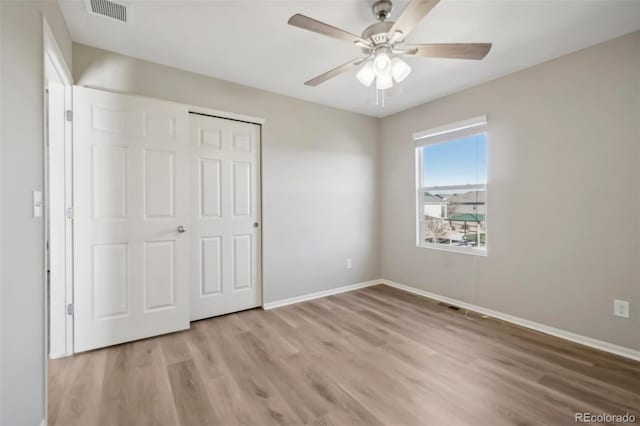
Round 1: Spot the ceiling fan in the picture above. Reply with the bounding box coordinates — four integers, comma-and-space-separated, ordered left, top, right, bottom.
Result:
288, 0, 492, 92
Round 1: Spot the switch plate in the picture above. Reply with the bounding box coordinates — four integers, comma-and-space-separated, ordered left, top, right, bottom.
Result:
346, 258, 352, 269
614, 299, 630, 319
33, 191, 43, 218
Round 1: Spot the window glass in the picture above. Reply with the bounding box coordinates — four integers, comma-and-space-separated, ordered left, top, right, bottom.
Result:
418, 133, 487, 253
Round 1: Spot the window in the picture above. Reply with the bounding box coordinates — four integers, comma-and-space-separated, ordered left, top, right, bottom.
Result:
414, 116, 487, 255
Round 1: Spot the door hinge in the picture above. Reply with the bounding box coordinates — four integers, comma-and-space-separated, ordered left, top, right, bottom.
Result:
65, 110, 73, 122
67, 303, 74, 316
66, 206, 74, 220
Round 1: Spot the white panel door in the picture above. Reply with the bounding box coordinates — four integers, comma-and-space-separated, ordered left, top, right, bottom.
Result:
189, 113, 261, 320
74, 87, 190, 352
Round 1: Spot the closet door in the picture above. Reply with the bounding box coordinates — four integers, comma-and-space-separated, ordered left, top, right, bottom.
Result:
189, 113, 262, 320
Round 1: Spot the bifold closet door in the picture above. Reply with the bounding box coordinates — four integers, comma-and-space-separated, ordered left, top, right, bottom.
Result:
73, 87, 190, 352
189, 113, 262, 320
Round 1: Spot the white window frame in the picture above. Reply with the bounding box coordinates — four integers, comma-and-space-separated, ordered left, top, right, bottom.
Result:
414, 116, 488, 256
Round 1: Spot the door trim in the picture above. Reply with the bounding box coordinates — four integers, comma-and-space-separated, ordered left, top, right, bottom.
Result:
187, 111, 264, 313
43, 16, 75, 359
188, 105, 266, 126
43, 15, 74, 426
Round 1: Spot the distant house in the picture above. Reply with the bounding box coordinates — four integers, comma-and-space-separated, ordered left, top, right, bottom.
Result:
445, 190, 486, 216
423, 192, 448, 218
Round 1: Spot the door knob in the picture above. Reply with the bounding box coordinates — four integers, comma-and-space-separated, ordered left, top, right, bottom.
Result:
177, 225, 187, 233
253, 222, 259, 228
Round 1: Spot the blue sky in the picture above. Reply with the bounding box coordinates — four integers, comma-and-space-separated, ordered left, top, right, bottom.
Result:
423, 134, 487, 188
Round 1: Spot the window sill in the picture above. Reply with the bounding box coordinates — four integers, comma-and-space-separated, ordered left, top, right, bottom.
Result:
417, 242, 487, 256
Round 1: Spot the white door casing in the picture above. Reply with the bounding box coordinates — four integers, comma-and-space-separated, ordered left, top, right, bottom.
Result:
189, 113, 262, 320
44, 22, 75, 358
73, 87, 190, 352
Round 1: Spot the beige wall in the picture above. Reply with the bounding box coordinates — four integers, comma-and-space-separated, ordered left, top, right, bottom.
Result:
380, 31, 640, 351
73, 43, 381, 304
1, 1, 72, 425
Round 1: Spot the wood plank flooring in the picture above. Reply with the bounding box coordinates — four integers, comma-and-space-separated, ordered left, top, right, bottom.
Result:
48, 285, 640, 425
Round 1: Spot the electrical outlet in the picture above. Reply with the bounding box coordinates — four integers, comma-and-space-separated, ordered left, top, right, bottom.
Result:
346, 258, 352, 269
613, 299, 630, 319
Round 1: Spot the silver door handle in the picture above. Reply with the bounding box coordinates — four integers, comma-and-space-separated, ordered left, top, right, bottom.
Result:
253, 222, 259, 228
177, 225, 187, 233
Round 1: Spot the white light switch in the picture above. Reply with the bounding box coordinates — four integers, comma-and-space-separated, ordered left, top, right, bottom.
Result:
33, 191, 43, 217
346, 258, 352, 269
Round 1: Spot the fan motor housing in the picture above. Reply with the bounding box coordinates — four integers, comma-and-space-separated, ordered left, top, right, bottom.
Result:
361, 21, 394, 52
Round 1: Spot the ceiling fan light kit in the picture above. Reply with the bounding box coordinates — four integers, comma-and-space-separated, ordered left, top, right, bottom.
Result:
391, 57, 411, 82
356, 61, 376, 87
373, 48, 392, 74
287, 0, 493, 106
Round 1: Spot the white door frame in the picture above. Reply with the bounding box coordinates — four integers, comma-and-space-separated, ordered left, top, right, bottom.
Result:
187, 105, 266, 127
42, 14, 74, 426
43, 16, 74, 360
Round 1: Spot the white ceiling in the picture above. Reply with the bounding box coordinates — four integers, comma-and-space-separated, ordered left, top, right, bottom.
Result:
58, 0, 640, 117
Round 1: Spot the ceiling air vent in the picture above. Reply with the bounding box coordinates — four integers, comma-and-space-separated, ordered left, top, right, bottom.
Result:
88, 0, 128, 23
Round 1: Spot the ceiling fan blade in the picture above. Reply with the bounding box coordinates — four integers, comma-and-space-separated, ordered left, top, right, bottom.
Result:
304, 58, 368, 87
288, 14, 371, 47
388, 1, 440, 40
405, 43, 492, 60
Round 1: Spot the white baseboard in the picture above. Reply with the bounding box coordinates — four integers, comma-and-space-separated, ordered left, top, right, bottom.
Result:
263, 279, 380, 310
261, 277, 640, 362
380, 279, 640, 362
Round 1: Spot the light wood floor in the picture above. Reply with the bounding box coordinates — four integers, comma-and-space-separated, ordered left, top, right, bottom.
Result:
49, 285, 640, 426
